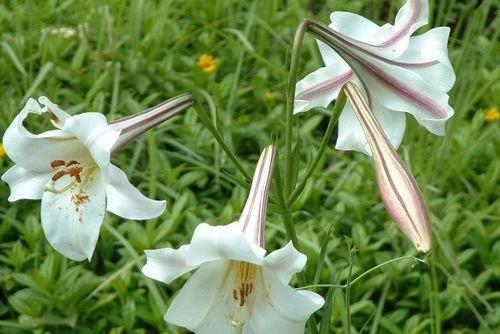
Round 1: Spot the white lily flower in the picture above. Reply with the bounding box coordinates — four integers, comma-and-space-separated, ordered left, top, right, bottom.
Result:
142, 146, 324, 334
2, 94, 193, 261
295, 0, 455, 154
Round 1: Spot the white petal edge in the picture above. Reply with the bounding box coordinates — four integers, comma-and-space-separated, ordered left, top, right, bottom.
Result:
186, 223, 266, 267
104, 164, 166, 220
294, 62, 352, 115
248, 270, 324, 334
164, 260, 236, 333
347, 54, 452, 135
142, 245, 196, 284
264, 242, 307, 285
329, 11, 382, 43
396, 27, 455, 92
1, 165, 52, 201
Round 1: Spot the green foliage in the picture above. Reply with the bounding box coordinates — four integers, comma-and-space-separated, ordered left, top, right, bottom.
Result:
0, 0, 498, 333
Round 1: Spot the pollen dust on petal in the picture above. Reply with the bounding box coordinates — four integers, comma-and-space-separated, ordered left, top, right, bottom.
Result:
72, 193, 89, 223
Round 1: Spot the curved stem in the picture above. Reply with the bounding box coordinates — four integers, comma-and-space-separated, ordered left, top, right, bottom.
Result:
192, 99, 251, 182
287, 92, 347, 206
297, 255, 425, 290
352, 255, 425, 285
284, 19, 312, 197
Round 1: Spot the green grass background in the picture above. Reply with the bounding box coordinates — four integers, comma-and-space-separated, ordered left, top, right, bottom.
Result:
0, 0, 498, 333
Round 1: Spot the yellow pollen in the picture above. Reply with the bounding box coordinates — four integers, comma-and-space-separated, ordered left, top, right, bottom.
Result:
232, 262, 256, 307
0, 144, 5, 157
197, 54, 217, 73
484, 107, 499, 122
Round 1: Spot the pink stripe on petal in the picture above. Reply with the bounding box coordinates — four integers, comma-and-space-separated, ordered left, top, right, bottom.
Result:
310, 23, 449, 119
378, 0, 422, 47
296, 71, 354, 100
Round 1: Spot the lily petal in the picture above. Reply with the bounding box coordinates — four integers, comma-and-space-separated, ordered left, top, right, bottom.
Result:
63, 113, 120, 170
1, 165, 52, 201
186, 223, 266, 267
397, 27, 455, 92
38, 96, 72, 127
164, 260, 236, 333
263, 242, 307, 285
2, 98, 89, 172
329, 11, 383, 44
346, 53, 453, 135
294, 62, 353, 114
330, 0, 429, 58
249, 270, 324, 334
104, 164, 166, 220
41, 169, 106, 261
317, 40, 345, 66
336, 99, 406, 155
142, 245, 196, 284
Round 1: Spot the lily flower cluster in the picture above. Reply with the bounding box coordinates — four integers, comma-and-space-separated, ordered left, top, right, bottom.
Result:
1, 0, 454, 332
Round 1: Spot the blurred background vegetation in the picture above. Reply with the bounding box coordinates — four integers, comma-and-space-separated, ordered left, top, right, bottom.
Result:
0, 0, 498, 333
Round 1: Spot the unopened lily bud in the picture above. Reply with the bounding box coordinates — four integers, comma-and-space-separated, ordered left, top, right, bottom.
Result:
343, 82, 431, 253
111, 93, 194, 153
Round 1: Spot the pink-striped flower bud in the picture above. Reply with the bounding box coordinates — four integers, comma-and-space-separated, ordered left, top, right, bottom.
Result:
343, 82, 431, 253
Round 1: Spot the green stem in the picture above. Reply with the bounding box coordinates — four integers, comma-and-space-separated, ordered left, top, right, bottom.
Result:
297, 255, 424, 290
430, 250, 442, 334
287, 92, 346, 206
284, 19, 312, 197
273, 160, 300, 249
345, 245, 354, 334
192, 99, 251, 182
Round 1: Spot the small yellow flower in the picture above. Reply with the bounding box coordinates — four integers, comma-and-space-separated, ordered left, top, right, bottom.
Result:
197, 54, 217, 73
484, 107, 499, 122
0, 144, 5, 157
264, 92, 276, 101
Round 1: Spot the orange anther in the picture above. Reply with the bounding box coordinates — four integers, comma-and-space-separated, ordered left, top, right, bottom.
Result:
68, 167, 83, 183
50, 160, 66, 168
66, 160, 78, 167
52, 170, 67, 181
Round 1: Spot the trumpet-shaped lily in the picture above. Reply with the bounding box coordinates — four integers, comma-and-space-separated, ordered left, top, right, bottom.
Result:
2, 94, 193, 261
295, 0, 455, 155
344, 82, 431, 252
142, 146, 324, 334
